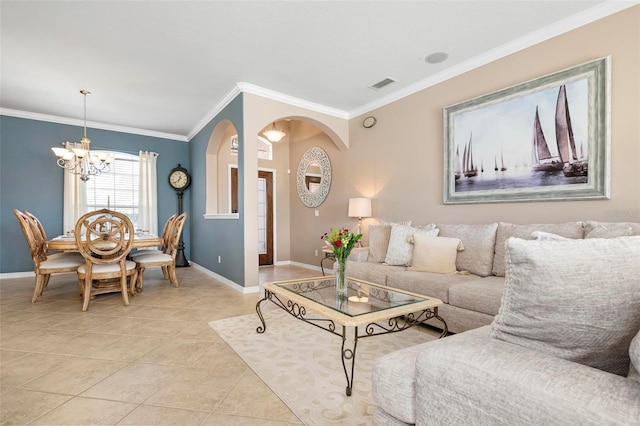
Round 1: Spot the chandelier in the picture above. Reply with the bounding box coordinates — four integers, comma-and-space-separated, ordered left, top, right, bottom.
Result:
51, 90, 113, 182
263, 122, 286, 143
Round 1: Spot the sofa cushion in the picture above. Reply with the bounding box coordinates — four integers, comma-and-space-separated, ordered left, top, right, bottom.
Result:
448, 276, 505, 316
584, 221, 639, 238
345, 260, 402, 286
384, 224, 438, 266
372, 339, 435, 424
492, 222, 584, 276
490, 236, 640, 376
385, 270, 477, 303
629, 331, 640, 384
408, 235, 461, 274
367, 220, 411, 263
437, 223, 498, 277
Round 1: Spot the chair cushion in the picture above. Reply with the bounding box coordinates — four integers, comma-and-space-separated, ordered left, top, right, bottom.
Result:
133, 252, 172, 263
48, 251, 84, 262
436, 223, 498, 277
492, 222, 584, 276
77, 260, 137, 274
41, 256, 85, 269
490, 236, 640, 376
384, 224, 438, 266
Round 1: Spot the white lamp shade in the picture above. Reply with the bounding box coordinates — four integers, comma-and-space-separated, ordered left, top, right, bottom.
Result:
348, 198, 372, 218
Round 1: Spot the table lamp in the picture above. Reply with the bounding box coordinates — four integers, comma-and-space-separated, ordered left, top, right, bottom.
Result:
348, 198, 372, 247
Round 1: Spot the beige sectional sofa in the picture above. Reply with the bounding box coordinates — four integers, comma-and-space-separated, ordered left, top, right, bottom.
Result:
357, 221, 640, 426
346, 220, 640, 334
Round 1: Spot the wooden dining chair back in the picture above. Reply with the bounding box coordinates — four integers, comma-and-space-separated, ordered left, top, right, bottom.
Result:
160, 213, 178, 253
134, 212, 187, 292
74, 209, 138, 311
13, 209, 84, 303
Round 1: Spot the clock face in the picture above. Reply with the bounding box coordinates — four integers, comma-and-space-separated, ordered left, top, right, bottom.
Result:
169, 170, 189, 190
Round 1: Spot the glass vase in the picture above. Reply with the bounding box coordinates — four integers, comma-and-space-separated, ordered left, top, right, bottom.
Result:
335, 257, 347, 297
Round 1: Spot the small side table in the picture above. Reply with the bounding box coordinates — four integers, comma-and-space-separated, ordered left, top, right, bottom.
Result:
320, 248, 335, 276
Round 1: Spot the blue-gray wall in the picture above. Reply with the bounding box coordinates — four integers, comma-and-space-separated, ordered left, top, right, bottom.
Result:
188, 95, 246, 285
0, 115, 189, 273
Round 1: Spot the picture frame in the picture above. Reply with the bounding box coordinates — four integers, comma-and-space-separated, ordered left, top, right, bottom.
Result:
443, 57, 610, 204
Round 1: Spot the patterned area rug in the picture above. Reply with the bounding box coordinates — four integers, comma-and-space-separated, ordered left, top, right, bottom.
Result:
209, 307, 437, 425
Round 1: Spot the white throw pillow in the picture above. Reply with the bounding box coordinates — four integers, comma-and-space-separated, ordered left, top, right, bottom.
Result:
368, 220, 411, 263
384, 225, 438, 266
490, 236, 640, 376
629, 331, 640, 383
408, 235, 462, 274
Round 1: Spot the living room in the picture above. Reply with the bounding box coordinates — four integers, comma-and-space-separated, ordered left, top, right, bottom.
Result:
1, 2, 639, 425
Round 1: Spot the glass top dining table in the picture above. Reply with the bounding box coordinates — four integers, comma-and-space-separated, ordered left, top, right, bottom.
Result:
47, 233, 163, 251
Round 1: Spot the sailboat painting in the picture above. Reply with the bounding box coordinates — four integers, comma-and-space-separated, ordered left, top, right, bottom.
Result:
443, 57, 610, 204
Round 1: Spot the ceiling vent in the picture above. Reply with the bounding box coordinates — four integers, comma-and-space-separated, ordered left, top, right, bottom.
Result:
369, 77, 397, 90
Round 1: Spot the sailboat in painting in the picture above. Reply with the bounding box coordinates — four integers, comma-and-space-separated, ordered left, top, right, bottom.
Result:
455, 146, 461, 180
531, 106, 563, 172
556, 85, 587, 177
462, 133, 477, 178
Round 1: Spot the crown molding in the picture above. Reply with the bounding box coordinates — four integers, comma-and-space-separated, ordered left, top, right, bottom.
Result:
237, 82, 350, 120
187, 82, 350, 141
0, 108, 188, 142
187, 84, 243, 140
348, 1, 638, 118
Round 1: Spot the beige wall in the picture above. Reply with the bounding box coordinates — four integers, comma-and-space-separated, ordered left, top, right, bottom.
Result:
288, 6, 640, 268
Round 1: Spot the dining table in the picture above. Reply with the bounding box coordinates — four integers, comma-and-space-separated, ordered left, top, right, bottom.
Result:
47, 232, 163, 252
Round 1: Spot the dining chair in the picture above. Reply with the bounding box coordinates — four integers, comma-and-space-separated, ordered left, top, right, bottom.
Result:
129, 213, 177, 265
133, 212, 187, 293
23, 210, 84, 260
13, 209, 84, 303
75, 209, 138, 311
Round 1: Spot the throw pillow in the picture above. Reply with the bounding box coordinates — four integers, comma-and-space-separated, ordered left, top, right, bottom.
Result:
408, 235, 463, 274
629, 331, 640, 383
490, 236, 640, 376
368, 220, 411, 263
384, 224, 438, 266
436, 223, 498, 277
584, 221, 640, 237
492, 222, 584, 277
584, 223, 633, 239
530, 231, 568, 241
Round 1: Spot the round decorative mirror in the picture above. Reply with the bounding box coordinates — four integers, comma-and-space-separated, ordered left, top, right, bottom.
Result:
297, 147, 331, 207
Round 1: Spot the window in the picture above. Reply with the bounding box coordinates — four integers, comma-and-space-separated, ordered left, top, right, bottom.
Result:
85, 151, 140, 228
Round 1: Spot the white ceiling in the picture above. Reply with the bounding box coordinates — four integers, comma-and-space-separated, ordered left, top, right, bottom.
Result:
1, 1, 635, 141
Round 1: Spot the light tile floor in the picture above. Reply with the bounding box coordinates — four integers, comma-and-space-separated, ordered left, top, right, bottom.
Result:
0, 265, 321, 425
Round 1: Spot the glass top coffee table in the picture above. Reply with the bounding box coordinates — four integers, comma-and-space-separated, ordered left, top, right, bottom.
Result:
256, 276, 447, 396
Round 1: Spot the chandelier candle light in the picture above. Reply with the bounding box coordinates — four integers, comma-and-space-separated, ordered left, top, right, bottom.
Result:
321, 228, 362, 298
51, 90, 114, 182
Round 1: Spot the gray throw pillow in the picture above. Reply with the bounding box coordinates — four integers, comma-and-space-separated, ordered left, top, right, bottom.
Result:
490, 236, 640, 376
492, 222, 584, 276
437, 223, 497, 277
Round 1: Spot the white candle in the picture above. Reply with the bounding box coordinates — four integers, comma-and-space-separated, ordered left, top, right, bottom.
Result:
107, 195, 110, 210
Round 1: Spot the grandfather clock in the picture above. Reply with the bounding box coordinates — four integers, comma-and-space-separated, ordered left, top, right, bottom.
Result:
168, 164, 191, 267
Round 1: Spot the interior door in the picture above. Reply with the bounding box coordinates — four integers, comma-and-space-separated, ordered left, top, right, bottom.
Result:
258, 170, 274, 265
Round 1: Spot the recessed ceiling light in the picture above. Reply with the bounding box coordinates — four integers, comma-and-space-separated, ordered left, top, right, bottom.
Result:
425, 52, 449, 64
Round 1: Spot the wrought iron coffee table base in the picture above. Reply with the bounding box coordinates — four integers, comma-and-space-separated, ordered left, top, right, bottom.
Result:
256, 289, 448, 396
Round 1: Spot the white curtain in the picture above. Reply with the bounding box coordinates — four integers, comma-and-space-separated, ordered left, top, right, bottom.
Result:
138, 151, 158, 235
63, 144, 87, 233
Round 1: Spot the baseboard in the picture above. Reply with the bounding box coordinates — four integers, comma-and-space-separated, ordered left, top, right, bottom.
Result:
0, 271, 35, 279
189, 263, 260, 294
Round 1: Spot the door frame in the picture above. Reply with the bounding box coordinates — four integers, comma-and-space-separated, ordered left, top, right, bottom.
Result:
228, 165, 277, 264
